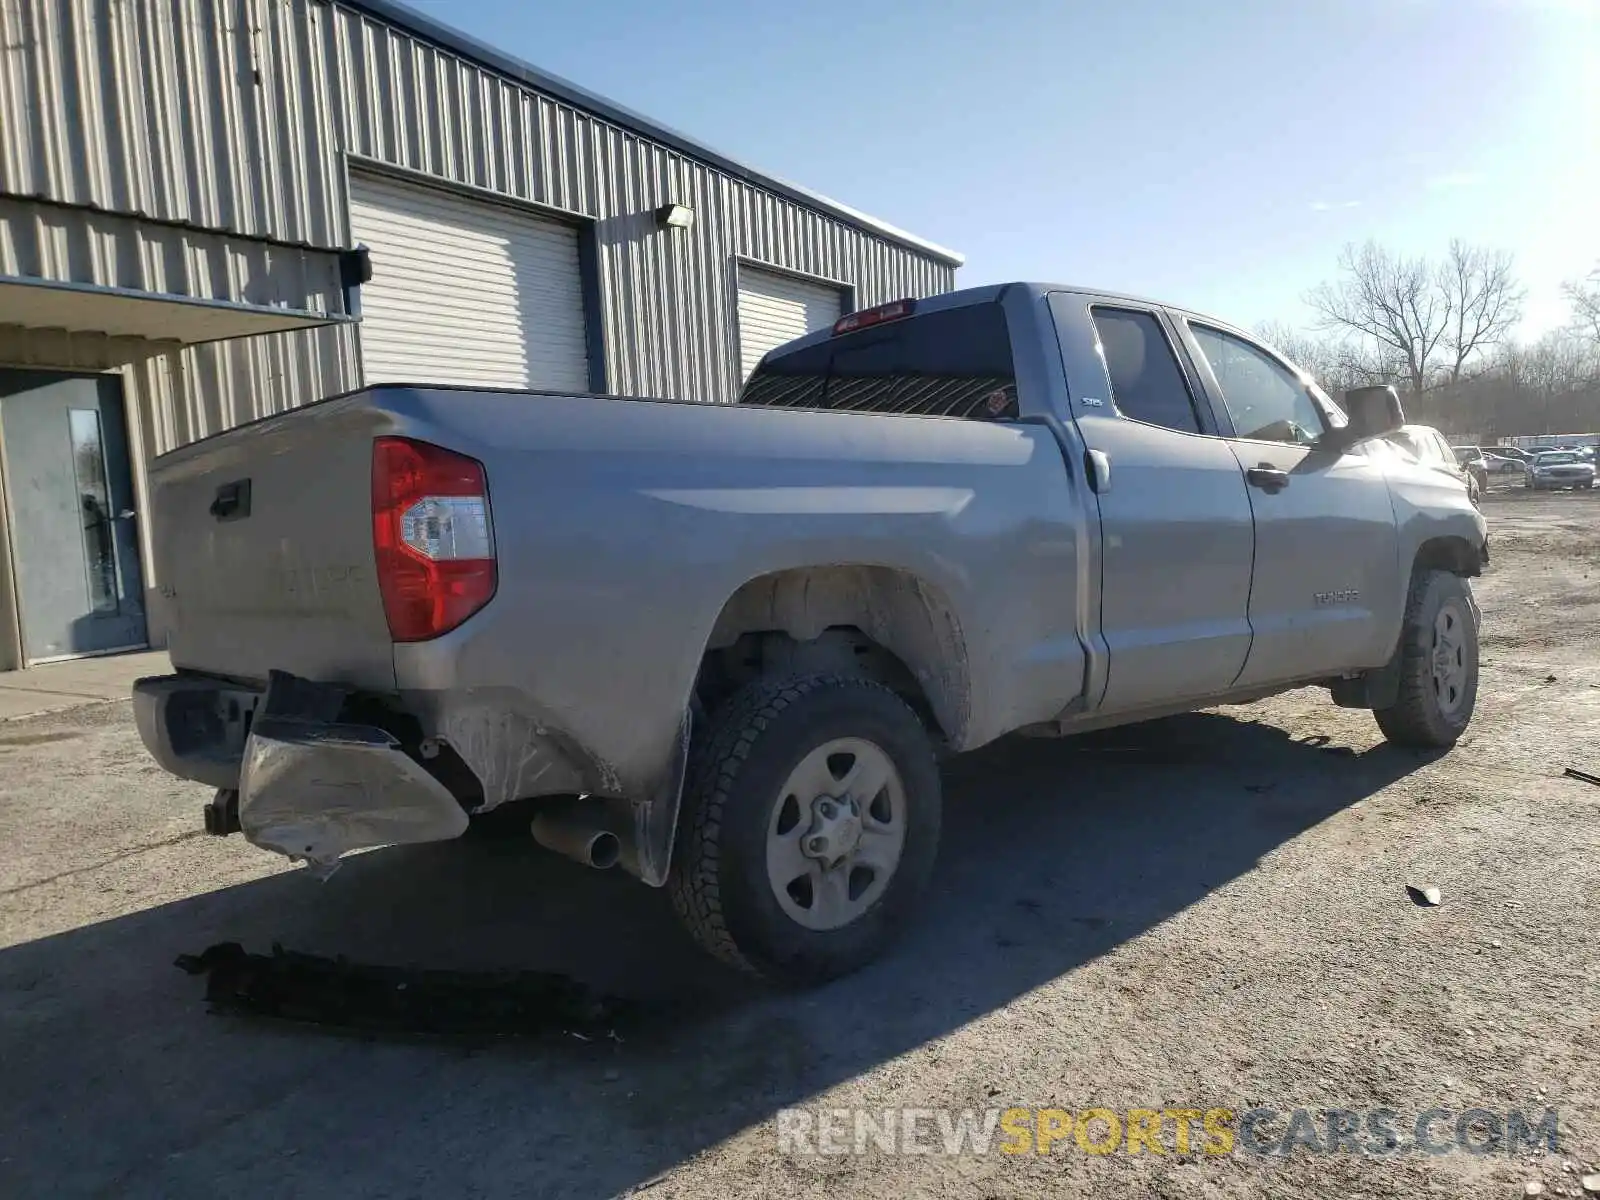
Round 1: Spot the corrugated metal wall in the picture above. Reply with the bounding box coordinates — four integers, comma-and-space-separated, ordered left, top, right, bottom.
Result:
1, 0, 956, 417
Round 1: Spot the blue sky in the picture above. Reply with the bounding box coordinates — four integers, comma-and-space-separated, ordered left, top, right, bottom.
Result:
414, 0, 1599, 338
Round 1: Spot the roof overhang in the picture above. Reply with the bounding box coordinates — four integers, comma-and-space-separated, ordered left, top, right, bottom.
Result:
0, 276, 353, 345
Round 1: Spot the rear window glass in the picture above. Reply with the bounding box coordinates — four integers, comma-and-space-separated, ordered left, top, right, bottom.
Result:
738, 303, 1018, 420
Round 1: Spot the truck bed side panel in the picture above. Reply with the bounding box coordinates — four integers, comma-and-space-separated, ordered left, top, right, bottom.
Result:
378, 388, 1086, 800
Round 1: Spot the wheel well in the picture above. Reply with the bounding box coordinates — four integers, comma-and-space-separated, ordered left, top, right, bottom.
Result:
1414, 535, 1484, 579
697, 566, 971, 747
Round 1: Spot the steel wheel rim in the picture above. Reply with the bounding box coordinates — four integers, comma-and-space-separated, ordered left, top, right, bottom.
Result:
1431, 601, 1469, 716
765, 737, 907, 932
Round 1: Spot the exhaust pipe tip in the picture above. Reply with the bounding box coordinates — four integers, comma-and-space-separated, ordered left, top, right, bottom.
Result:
586, 830, 621, 870
531, 801, 623, 871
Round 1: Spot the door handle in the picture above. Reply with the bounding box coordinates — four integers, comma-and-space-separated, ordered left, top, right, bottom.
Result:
1246, 464, 1290, 494
1085, 449, 1112, 494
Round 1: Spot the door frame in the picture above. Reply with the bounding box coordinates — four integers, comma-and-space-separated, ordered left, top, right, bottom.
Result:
0, 362, 151, 670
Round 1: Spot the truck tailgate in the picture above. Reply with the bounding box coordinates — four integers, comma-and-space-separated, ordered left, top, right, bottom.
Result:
149, 395, 396, 689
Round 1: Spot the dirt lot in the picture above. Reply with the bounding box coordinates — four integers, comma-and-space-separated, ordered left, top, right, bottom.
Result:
2, 491, 1597, 1199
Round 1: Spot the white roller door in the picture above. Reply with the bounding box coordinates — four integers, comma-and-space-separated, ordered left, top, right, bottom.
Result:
348, 171, 590, 391
735, 265, 844, 380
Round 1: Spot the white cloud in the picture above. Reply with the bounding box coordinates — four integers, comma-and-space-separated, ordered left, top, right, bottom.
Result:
1309, 199, 1362, 211
1427, 171, 1485, 190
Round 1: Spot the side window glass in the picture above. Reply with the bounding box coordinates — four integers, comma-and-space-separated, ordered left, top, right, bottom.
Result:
1189, 324, 1325, 445
1090, 308, 1202, 434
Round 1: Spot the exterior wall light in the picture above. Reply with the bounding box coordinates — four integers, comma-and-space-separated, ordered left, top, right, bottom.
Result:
656, 203, 694, 230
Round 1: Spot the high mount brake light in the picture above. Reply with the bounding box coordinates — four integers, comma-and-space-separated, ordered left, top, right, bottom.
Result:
371, 437, 497, 642
832, 298, 917, 336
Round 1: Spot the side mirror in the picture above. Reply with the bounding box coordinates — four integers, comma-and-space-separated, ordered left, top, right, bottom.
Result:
1340, 385, 1405, 444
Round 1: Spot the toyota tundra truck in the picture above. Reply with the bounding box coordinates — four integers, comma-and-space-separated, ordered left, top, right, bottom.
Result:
133, 282, 1488, 984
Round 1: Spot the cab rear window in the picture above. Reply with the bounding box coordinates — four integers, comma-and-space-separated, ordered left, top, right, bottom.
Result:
738, 302, 1018, 420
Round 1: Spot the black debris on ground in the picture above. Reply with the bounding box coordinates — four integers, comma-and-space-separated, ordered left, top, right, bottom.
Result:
175, 942, 634, 1042
1562, 766, 1600, 788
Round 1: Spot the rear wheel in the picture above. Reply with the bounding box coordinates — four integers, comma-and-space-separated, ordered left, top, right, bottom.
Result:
669, 674, 941, 985
1373, 569, 1479, 748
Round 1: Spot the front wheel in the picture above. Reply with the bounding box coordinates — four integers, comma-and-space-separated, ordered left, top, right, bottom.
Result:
1373, 570, 1479, 748
669, 674, 942, 985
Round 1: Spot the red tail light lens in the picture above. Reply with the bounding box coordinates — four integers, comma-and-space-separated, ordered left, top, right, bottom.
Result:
371, 437, 497, 642
832, 298, 916, 336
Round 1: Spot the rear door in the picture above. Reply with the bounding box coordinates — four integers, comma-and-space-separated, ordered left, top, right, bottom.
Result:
1178, 320, 1400, 683
1047, 294, 1256, 712
0, 371, 147, 662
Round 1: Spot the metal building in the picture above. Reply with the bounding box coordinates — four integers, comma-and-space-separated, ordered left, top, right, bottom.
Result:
0, 0, 961, 672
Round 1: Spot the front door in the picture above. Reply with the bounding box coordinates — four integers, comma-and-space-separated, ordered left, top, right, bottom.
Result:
1178, 322, 1400, 686
1048, 295, 1258, 713
0, 371, 147, 662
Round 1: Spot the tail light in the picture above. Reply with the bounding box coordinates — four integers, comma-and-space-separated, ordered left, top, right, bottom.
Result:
832, 298, 916, 336
371, 437, 497, 642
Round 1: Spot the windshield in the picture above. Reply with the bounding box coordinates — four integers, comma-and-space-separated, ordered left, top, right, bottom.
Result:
1536, 452, 1578, 465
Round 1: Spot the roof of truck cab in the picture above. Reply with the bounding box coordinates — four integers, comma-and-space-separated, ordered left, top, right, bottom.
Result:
759, 282, 1230, 361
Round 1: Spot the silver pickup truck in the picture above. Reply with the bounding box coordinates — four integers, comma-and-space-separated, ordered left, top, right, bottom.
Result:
133, 282, 1487, 984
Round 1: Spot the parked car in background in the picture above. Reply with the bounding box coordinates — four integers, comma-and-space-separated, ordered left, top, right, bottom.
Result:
1490, 445, 1535, 463
129, 284, 1490, 983
1451, 446, 1491, 492
1482, 451, 1525, 475
1525, 450, 1596, 491
1391, 425, 1481, 503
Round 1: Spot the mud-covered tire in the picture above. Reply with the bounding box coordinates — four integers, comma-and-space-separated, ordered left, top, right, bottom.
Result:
668, 674, 941, 986
1372, 569, 1479, 748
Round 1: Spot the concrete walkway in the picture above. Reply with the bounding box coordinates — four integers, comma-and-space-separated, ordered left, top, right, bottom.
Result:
0, 650, 170, 722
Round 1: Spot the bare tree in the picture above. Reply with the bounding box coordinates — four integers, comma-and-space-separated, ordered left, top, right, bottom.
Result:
1303, 239, 1522, 396
1254, 320, 1398, 398
1563, 266, 1600, 345
1253, 320, 1337, 379
1441, 239, 1523, 384
1305, 242, 1445, 396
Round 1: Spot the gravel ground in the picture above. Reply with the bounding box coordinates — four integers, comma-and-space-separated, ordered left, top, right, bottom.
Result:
1, 490, 1597, 1199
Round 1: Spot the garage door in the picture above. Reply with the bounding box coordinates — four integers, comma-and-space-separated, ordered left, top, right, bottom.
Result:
348, 171, 590, 391
735, 266, 844, 380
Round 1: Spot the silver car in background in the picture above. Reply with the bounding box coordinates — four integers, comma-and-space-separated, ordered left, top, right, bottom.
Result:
1525, 450, 1596, 491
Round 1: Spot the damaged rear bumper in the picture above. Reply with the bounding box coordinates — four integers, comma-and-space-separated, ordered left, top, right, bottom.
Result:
239, 713, 467, 869
134, 671, 466, 870
131, 670, 686, 884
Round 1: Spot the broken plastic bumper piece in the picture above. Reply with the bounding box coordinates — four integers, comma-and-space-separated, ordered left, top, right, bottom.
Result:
235, 670, 467, 873
240, 716, 467, 872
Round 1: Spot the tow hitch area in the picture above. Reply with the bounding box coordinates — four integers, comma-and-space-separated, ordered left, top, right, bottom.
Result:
174, 943, 633, 1041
